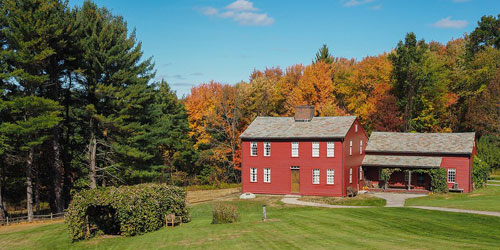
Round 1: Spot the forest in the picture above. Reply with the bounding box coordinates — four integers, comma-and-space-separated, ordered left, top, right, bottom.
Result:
0, 0, 499, 220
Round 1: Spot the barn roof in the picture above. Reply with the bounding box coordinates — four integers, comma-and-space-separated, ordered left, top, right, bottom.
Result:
365, 132, 476, 155
239, 116, 357, 140
362, 155, 442, 168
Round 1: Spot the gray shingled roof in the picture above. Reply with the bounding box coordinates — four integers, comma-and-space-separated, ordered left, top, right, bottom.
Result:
362, 155, 442, 168
365, 132, 475, 155
240, 116, 357, 140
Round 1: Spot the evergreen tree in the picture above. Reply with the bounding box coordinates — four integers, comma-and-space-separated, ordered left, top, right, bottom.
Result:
314, 44, 334, 64
467, 14, 500, 57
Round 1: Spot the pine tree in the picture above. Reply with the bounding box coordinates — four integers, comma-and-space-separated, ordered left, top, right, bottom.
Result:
314, 44, 334, 64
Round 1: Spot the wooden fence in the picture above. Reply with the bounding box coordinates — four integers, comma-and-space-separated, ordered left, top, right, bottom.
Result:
0, 212, 65, 226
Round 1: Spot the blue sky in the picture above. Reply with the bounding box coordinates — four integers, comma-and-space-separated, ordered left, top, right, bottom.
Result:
68, 0, 500, 97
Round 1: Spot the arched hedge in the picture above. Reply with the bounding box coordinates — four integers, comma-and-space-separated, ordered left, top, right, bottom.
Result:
66, 183, 190, 241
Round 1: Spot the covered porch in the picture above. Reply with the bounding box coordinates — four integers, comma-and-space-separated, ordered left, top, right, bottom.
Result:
361, 155, 442, 192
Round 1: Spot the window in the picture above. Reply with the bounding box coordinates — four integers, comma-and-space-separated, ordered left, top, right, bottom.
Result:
448, 169, 456, 183
250, 142, 257, 156
264, 168, 271, 183
250, 168, 257, 182
349, 140, 353, 155
291, 142, 299, 157
327, 169, 335, 184
360, 140, 363, 154
312, 142, 319, 157
349, 168, 353, 184
327, 142, 335, 157
359, 167, 363, 181
264, 142, 271, 156
312, 169, 320, 184
355, 124, 358, 133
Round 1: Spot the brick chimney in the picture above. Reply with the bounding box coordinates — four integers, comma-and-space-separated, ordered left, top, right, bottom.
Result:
294, 105, 315, 122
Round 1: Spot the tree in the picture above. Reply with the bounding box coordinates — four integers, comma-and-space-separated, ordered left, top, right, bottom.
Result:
314, 44, 334, 64
467, 14, 500, 56
0, 96, 62, 221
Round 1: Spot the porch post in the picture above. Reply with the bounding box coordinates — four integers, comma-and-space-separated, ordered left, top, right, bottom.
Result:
408, 170, 412, 191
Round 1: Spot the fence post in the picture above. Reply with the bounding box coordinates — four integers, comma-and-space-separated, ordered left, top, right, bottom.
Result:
262, 205, 267, 221
6, 217, 8, 226
50, 213, 53, 221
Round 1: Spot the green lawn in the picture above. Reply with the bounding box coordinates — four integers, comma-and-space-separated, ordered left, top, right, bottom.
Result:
2, 198, 500, 249
405, 185, 500, 212
299, 194, 386, 206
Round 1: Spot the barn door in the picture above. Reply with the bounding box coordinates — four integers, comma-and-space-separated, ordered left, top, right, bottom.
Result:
291, 168, 300, 193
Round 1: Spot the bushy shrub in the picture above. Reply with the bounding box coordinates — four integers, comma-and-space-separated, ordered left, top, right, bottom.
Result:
428, 168, 448, 193
473, 157, 491, 189
212, 202, 239, 224
66, 183, 190, 241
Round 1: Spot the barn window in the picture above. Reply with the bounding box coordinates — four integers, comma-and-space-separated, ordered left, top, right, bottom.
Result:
250, 142, 257, 156
360, 140, 363, 154
349, 141, 353, 155
448, 169, 456, 183
312, 169, 320, 184
327, 142, 335, 157
349, 168, 353, 184
264, 142, 271, 156
355, 124, 358, 133
264, 168, 271, 183
312, 142, 319, 157
250, 168, 257, 182
327, 169, 335, 184
291, 142, 299, 157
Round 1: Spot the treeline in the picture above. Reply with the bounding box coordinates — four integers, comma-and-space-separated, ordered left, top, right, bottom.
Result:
0, 0, 499, 220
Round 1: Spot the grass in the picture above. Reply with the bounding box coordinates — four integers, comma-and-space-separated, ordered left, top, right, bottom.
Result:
298, 194, 386, 206
1, 197, 500, 249
405, 185, 500, 212
184, 183, 241, 191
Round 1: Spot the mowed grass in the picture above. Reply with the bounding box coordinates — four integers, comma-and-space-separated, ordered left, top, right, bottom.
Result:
299, 194, 386, 206
1, 198, 500, 249
405, 185, 500, 212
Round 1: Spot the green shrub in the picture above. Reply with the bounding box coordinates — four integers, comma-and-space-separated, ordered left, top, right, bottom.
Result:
212, 202, 239, 224
66, 183, 190, 241
473, 157, 491, 189
428, 168, 448, 193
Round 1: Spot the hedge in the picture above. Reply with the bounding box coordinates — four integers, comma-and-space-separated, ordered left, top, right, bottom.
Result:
66, 183, 190, 241
473, 157, 491, 189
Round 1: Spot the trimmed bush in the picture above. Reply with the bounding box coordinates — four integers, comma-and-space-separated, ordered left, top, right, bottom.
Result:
212, 202, 239, 224
66, 183, 190, 241
473, 157, 491, 189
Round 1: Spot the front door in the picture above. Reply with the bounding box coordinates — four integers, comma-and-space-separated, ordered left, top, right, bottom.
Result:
291, 169, 300, 193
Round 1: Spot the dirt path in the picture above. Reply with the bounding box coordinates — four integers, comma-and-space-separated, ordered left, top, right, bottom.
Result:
408, 206, 500, 217
370, 192, 427, 207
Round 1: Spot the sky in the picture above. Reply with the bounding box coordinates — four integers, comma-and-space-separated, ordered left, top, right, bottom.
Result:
68, 0, 500, 97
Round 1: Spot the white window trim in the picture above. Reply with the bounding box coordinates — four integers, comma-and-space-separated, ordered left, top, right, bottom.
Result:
327, 141, 335, 157
264, 142, 271, 157
250, 142, 257, 156
349, 168, 353, 184
291, 142, 299, 157
355, 124, 358, 133
327, 169, 335, 185
349, 140, 353, 156
447, 168, 456, 183
264, 168, 271, 183
360, 140, 363, 155
312, 142, 319, 157
250, 168, 257, 183
312, 169, 320, 184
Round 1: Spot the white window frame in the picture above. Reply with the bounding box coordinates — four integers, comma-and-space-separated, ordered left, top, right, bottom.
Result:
312, 142, 319, 157
355, 124, 358, 133
360, 140, 363, 155
264, 168, 271, 183
291, 142, 299, 157
264, 142, 271, 157
349, 140, 353, 156
349, 168, 353, 184
250, 168, 257, 182
447, 168, 456, 183
312, 169, 320, 184
250, 142, 257, 156
327, 169, 335, 184
327, 142, 335, 157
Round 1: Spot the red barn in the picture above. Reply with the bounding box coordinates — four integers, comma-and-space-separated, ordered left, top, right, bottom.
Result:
240, 106, 368, 197
361, 132, 476, 193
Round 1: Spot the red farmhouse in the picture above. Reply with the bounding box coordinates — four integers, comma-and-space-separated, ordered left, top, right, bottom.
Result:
240, 106, 368, 197
361, 132, 476, 193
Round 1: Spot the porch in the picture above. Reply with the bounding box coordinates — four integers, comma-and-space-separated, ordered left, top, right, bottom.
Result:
361, 155, 442, 192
